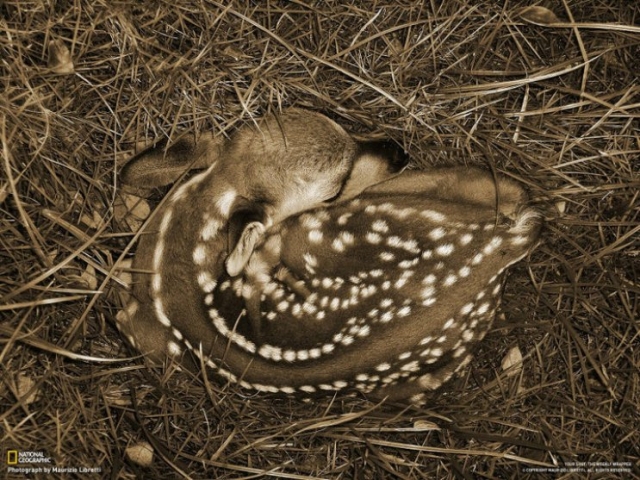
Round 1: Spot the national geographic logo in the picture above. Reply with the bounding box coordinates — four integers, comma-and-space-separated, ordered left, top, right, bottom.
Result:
5, 450, 52, 464
5, 450, 102, 475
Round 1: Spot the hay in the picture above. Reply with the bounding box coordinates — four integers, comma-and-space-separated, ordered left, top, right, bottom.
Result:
1, 1, 638, 478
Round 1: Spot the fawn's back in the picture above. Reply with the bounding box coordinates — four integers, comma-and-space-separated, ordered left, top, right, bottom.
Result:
199, 169, 542, 402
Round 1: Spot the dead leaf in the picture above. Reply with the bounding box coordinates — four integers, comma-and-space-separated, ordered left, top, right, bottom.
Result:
114, 192, 151, 232
222, 44, 250, 60
16, 374, 39, 405
48, 39, 75, 74
125, 442, 154, 467
80, 264, 98, 290
519, 6, 561, 25
113, 259, 133, 289
501, 346, 523, 377
412, 419, 440, 431
0, 182, 7, 204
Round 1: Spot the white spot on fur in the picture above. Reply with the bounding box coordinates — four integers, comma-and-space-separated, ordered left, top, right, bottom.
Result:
402, 239, 420, 254
330, 297, 340, 311
386, 236, 404, 248
421, 286, 436, 299
471, 253, 484, 265
422, 274, 436, 285
453, 346, 466, 358
321, 277, 333, 289
375, 362, 391, 372
443, 274, 457, 287
152, 273, 162, 294
152, 240, 164, 273
216, 189, 237, 217
154, 299, 171, 327
372, 219, 389, 233
322, 343, 334, 354
366, 232, 382, 244
259, 344, 282, 361
401, 361, 420, 372
339, 231, 355, 245
420, 210, 447, 222
357, 325, 371, 337
332, 238, 345, 252
309, 229, 323, 243
379, 251, 395, 262
337, 212, 353, 225
436, 243, 455, 257
398, 351, 412, 360
510, 235, 529, 246
159, 209, 173, 236
167, 341, 182, 357
197, 271, 216, 293
302, 214, 322, 230
303, 252, 318, 267
364, 204, 377, 214
459, 233, 473, 245
309, 348, 321, 359
483, 236, 504, 255
341, 335, 354, 345
418, 373, 442, 390
201, 218, 221, 241
461, 303, 474, 315
477, 302, 490, 315
192, 244, 207, 265
429, 227, 446, 241
399, 258, 419, 269
277, 300, 289, 312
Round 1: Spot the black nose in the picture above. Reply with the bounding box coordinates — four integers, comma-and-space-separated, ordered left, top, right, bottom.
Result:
359, 140, 410, 173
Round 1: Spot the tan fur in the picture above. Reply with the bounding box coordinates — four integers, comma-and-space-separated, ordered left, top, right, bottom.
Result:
117, 108, 408, 366
205, 168, 542, 402
116, 109, 541, 403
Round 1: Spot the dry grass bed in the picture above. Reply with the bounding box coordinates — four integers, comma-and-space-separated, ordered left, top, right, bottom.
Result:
1, 1, 638, 478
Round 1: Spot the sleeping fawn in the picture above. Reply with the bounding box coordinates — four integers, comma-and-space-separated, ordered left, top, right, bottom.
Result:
117, 109, 541, 404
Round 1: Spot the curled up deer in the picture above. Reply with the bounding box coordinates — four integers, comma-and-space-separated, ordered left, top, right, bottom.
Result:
117, 108, 542, 404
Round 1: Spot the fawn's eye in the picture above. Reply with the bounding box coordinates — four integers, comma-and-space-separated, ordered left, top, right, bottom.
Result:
324, 188, 344, 203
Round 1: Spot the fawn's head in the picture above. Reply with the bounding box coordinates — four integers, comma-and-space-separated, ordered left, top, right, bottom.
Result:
121, 108, 409, 277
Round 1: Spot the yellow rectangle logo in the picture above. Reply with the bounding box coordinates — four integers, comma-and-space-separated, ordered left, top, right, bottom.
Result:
7, 450, 18, 465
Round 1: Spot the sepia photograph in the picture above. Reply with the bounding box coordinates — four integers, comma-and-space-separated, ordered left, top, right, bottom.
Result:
1, 1, 638, 478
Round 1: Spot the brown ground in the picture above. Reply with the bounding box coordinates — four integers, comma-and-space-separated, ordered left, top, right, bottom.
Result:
1, 1, 638, 479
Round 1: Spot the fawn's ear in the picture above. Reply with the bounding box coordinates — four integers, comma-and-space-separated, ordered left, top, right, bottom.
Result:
121, 132, 225, 188
225, 202, 271, 277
